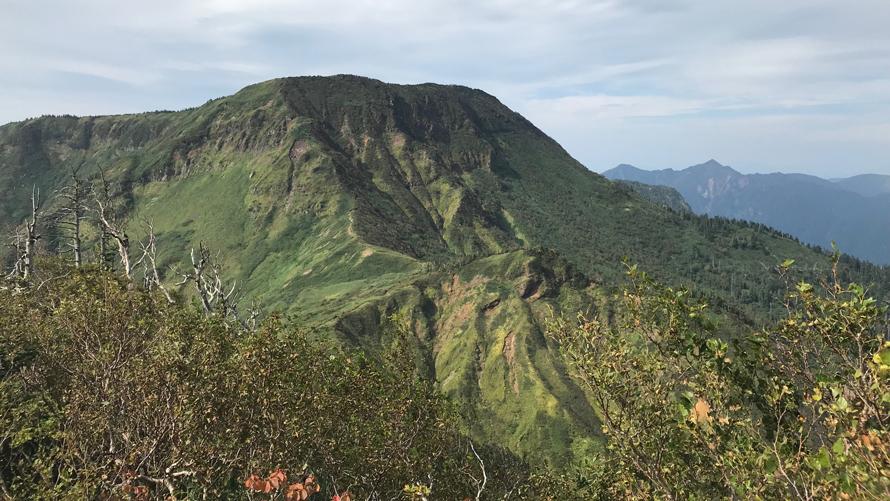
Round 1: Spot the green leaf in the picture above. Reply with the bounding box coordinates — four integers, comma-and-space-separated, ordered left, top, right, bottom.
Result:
811, 446, 831, 470
835, 396, 849, 412
832, 437, 845, 455
873, 346, 890, 367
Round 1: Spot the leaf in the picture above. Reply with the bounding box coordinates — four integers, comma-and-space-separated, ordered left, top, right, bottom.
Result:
267, 468, 287, 490
832, 437, 846, 455
835, 396, 849, 412
689, 398, 712, 426
874, 345, 890, 372
812, 387, 822, 402
244, 474, 267, 492
286, 483, 307, 501
811, 446, 831, 470
860, 433, 875, 452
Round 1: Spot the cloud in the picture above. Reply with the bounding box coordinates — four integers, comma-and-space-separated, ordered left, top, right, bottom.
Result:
526, 94, 713, 119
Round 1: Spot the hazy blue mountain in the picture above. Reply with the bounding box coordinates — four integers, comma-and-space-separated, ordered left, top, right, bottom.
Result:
604, 161, 890, 265
832, 174, 890, 198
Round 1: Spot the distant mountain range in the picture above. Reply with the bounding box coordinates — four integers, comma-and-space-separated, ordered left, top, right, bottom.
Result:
832, 174, 890, 198
603, 160, 890, 265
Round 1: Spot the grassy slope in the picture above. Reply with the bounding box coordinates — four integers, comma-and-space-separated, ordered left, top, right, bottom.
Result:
1, 75, 887, 467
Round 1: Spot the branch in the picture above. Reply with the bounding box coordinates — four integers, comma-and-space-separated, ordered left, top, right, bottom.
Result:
469, 441, 487, 501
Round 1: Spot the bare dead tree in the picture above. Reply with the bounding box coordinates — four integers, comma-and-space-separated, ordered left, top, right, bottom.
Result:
180, 244, 212, 314
93, 171, 116, 269
18, 186, 42, 281
243, 301, 261, 332
53, 166, 90, 268
96, 199, 131, 278
4, 229, 25, 281
176, 243, 242, 323
94, 175, 133, 279
137, 222, 174, 304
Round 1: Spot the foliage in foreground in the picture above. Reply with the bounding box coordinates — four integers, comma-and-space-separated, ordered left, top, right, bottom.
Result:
551, 260, 890, 499
0, 266, 551, 499
3, 255, 888, 499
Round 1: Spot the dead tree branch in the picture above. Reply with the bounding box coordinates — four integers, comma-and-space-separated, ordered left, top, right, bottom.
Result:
7, 186, 43, 281
177, 243, 243, 323
469, 441, 487, 501
138, 222, 174, 304
53, 165, 90, 268
4, 229, 25, 281
94, 176, 133, 279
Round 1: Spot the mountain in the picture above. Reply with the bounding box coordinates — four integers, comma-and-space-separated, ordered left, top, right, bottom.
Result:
604, 160, 890, 265
613, 179, 691, 213
832, 173, 890, 198
2, 75, 887, 467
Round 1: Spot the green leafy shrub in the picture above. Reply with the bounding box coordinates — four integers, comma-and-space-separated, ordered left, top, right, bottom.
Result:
550, 261, 890, 499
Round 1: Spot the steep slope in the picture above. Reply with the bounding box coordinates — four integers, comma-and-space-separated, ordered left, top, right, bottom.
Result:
614, 179, 691, 213
604, 161, 890, 264
2, 75, 888, 466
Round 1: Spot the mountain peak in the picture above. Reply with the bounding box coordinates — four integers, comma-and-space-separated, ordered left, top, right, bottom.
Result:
607, 163, 644, 174
687, 159, 739, 176
691, 159, 727, 169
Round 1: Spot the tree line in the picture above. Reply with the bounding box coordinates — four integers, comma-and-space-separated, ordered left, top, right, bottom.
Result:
3, 168, 258, 328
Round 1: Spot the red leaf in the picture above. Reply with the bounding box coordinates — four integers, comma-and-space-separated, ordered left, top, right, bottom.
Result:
286, 482, 305, 501
244, 474, 268, 492
267, 468, 287, 490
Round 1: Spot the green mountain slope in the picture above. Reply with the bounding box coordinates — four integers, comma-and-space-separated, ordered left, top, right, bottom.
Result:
614, 179, 691, 213
1, 75, 887, 466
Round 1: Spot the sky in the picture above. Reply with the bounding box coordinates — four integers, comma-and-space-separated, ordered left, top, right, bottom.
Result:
2, 0, 889, 177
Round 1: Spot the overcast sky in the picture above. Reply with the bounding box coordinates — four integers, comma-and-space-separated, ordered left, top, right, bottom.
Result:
2, 0, 889, 176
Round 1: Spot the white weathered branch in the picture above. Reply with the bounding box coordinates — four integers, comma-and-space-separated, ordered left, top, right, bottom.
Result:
95, 196, 132, 279
469, 441, 487, 501
138, 222, 174, 304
